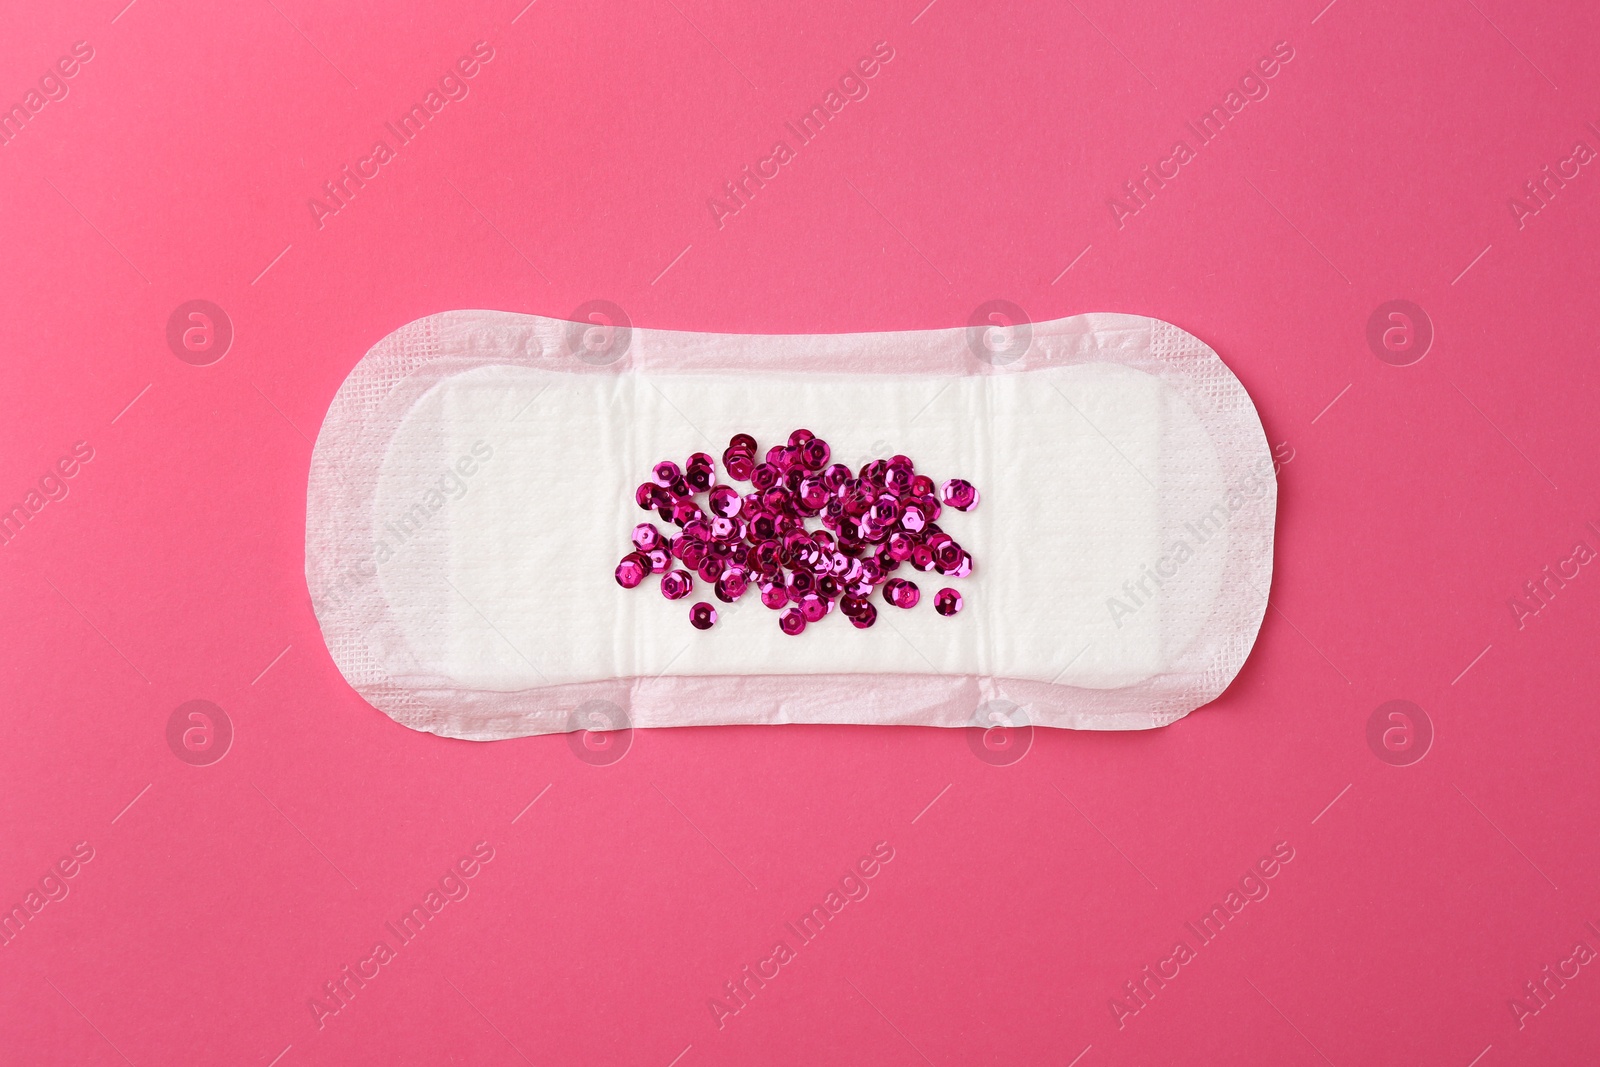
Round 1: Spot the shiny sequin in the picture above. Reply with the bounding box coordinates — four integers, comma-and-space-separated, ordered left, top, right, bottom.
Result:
653, 460, 682, 487
941, 478, 979, 511
660, 569, 693, 600
751, 463, 779, 490
799, 593, 826, 622
779, 608, 807, 635
801, 438, 830, 469
685, 453, 716, 492
709, 484, 742, 518
689, 601, 718, 629
615, 553, 648, 588
934, 588, 963, 616
715, 569, 749, 603
669, 500, 701, 527
884, 578, 920, 609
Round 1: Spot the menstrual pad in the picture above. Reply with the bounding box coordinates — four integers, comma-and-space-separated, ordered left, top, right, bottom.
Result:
306, 310, 1276, 739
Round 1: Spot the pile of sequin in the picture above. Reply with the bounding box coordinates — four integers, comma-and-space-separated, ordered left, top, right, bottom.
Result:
614, 430, 978, 634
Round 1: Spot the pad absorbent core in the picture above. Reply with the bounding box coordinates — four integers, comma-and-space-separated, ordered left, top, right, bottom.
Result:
306, 310, 1276, 739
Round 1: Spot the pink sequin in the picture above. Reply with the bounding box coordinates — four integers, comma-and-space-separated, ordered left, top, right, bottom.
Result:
799, 593, 826, 622
615, 553, 648, 588
709, 484, 742, 518
660, 569, 693, 601
653, 460, 682, 487
941, 478, 980, 511
934, 588, 963, 616
715, 569, 749, 603
884, 578, 920, 609
685, 453, 715, 492
689, 601, 718, 629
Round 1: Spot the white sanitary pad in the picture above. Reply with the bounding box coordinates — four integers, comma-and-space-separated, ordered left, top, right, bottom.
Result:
306, 310, 1276, 739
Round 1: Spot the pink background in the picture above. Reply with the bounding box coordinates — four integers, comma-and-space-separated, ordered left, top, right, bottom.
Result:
2, 0, 1598, 1064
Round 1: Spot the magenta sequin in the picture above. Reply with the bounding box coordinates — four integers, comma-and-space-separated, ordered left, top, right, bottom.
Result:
799, 593, 826, 622
715, 569, 749, 603
884, 578, 920, 609
941, 478, 980, 512
685, 454, 716, 492
708, 484, 742, 518
659, 569, 693, 600
615, 553, 648, 588
616, 432, 977, 632
653, 460, 682, 487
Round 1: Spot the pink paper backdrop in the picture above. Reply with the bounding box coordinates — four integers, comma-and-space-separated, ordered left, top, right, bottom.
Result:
2, 0, 1598, 1064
